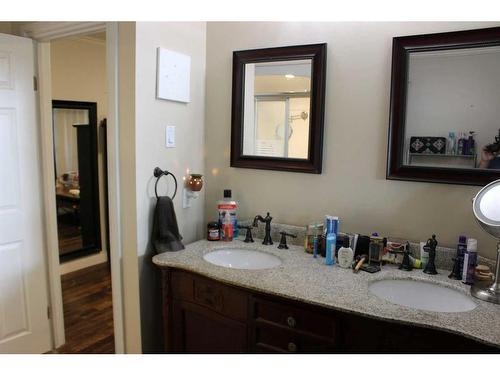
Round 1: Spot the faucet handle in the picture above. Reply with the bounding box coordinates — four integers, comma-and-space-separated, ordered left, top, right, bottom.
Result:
277, 231, 297, 249
238, 225, 254, 243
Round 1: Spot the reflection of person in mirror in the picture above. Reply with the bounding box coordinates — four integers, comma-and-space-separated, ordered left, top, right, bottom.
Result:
479, 146, 500, 169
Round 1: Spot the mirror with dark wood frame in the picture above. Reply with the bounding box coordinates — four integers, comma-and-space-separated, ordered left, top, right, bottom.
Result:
52, 100, 101, 262
387, 27, 500, 186
231, 44, 327, 174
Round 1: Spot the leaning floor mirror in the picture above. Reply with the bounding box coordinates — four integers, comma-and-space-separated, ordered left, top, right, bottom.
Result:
387, 27, 500, 186
52, 100, 101, 262
231, 44, 327, 174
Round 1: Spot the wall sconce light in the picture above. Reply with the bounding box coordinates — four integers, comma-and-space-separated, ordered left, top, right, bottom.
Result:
183, 173, 203, 208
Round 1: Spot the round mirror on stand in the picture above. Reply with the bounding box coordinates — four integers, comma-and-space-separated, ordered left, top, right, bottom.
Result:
472, 179, 500, 304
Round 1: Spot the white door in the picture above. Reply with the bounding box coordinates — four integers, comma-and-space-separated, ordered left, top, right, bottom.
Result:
0, 33, 52, 353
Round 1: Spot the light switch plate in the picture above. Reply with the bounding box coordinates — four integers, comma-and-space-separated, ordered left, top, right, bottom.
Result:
166, 125, 175, 148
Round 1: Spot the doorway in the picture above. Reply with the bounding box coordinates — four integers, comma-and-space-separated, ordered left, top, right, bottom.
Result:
48, 32, 114, 353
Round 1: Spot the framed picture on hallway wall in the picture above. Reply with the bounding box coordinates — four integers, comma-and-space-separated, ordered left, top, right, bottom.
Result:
156, 47, 191, 103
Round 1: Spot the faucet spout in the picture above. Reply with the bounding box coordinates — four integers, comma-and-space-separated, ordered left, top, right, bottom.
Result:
253, 215, 263, 227
253, 212, 273, 245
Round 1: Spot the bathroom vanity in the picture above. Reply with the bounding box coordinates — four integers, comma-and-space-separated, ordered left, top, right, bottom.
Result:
153, 240, 500, 353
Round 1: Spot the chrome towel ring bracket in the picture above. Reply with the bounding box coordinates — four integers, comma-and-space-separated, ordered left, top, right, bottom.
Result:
153, 167, 178, 200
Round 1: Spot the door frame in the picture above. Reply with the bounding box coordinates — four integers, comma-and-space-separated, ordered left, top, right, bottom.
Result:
25, 22, 125, 353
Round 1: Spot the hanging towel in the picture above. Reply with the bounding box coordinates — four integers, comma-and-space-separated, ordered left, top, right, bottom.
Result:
152, 196, 185, 254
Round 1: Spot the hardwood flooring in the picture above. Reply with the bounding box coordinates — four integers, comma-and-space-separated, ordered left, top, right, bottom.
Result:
49, 263, 115, 354
57, 221, 83, 255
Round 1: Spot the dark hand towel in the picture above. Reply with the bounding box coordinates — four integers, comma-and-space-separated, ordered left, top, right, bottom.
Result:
152, 196, 185, 254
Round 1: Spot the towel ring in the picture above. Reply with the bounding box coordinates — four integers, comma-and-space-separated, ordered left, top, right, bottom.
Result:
153, 167, 178, 200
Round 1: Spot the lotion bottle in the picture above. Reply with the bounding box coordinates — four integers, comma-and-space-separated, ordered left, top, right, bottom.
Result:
337, 237, 354, 269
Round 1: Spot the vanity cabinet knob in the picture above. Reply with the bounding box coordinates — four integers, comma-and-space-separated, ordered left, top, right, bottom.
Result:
287, 342, 297, 352
286, 316, 296, 328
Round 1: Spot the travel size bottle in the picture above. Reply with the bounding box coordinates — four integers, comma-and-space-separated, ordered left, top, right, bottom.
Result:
337, 237, 354, 269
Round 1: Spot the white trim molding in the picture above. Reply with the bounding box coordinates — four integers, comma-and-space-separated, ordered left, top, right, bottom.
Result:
20, 22, 106, 42
37, 41, 66, 348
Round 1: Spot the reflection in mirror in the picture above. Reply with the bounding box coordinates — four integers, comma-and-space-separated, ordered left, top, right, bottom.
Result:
231, 43, 326, 174
242, 60, 312, 158
53, 101, 100, 261
403, 47, 500, 170
53, 108, 89, 179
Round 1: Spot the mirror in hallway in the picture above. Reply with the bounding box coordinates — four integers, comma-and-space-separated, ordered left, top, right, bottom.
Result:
53, 100, 101, 261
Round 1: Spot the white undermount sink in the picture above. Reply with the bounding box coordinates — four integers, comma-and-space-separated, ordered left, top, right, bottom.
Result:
203, 248, 282, 270
369, 279, 477, 313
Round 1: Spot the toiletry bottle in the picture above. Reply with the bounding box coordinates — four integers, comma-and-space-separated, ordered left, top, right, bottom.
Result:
467, 131, 476, 156
337, 236, 354, 269
447, 132, 456, 155
457, 133, 465, 155
313, 236, 318, 258
369, 233, 384, 264
217, 189, 238, 239
325, 216, 338, 266
456, 235, 467, 276
325, 216, 339, 266
420, 241, 429, 269
462, 238, 477, 285
221, 210, 233, 242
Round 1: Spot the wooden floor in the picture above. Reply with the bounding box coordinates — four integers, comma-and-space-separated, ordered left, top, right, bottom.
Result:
49, 263, 115, 354
57, 221, 83, 255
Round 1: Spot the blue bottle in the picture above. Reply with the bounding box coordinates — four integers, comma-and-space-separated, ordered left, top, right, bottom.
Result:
325, 216, 339, 266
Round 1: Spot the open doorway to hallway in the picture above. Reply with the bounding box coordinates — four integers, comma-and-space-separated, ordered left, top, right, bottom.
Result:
48, 31, 114, 353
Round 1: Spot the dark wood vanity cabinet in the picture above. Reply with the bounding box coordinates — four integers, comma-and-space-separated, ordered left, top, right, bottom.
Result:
160, 268, 498, 353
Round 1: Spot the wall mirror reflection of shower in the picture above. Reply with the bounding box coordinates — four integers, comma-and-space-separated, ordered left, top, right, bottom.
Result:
242, 59, 311, 159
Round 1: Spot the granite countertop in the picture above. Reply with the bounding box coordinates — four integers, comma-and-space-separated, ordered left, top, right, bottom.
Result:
152, 238, 500, 348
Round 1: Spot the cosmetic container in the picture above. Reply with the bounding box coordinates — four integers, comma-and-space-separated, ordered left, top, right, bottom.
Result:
462, 238, 478, 285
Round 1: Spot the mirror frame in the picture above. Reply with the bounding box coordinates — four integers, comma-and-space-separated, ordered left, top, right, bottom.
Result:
387, 27, 500, 186
231, 43, 327, 174
52, 100, 101, 262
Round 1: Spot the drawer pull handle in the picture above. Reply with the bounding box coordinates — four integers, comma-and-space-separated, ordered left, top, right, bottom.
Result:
286, 316, 296, 328
287, 342, 297, 352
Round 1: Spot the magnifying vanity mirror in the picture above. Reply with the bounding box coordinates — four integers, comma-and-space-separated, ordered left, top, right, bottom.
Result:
231, 44, 327, 174
387, 27, 500, 185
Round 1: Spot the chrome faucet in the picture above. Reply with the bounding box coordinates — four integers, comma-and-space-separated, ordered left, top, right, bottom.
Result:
253, 212, 273, 245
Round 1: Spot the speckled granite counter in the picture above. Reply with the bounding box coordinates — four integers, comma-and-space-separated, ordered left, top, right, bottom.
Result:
152, 238, 500, 348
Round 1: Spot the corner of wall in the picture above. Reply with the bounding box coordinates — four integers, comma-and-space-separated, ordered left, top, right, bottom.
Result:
117, 21, 143, 354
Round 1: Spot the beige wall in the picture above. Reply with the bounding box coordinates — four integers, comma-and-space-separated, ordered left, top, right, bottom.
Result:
50, 36, 109, 273
51, 37, 107, 122
205, 22, 500, 259
135, 22, 206, 352
0, 22, 13, 34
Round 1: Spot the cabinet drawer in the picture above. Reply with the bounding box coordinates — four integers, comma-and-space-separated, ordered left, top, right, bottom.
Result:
170, 270, 248, 322
254, 321, 336, 353
252, 297, 336, 340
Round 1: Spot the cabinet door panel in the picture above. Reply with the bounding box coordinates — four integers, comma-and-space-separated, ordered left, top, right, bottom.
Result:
171, 300, 247, 353
252, 297, 336, 339
253, 322, 336, 353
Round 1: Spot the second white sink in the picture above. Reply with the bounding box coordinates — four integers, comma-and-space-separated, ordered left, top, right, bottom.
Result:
203, 248, 282, 270
369, 279, 477, 313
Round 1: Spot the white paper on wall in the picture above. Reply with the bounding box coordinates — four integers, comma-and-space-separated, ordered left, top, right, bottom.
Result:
156, 47, 191, 103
